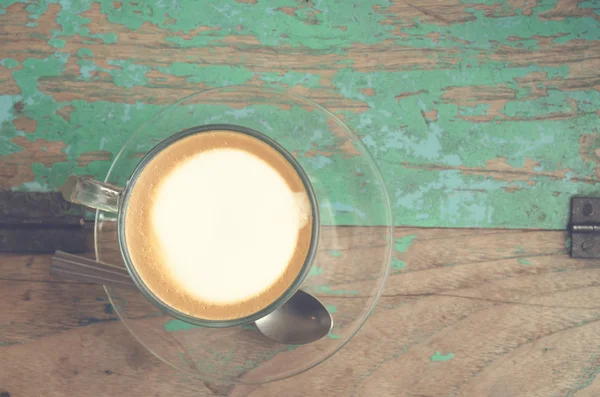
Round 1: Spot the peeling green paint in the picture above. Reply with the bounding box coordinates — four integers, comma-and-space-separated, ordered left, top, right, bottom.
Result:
514, 246, 527, 254
332, 59, 597, 227
391, 257, 407, 270
108, 59, 151, 88
394, 235, 418, 252
518, 258, 532, 265
403, 7, 599, 50
48, 38, 65, 48
430, 351, 455, 362
158, 63, 254, 86
309, 285, 359, 296
391, 235, 416, 270
0, 0, 597, 230
307, 266, 324, 278
76, 48, 93, 58
1, 58, 19, 69
326, 304, 338, 314
260, 71, 321, 88
163, 319, 199, 332
328, 250, 343, 257
112, 0, 395, 49
566, 354, 600, 397
579, 1, 599, 8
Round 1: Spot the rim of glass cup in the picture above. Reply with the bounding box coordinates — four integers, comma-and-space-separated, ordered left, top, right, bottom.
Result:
98, 85, 394, 383
103, 123, 321, 328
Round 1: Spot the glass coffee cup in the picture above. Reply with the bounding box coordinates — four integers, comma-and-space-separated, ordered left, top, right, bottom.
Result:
84, 86, 393, 383
62, 124, 320, 328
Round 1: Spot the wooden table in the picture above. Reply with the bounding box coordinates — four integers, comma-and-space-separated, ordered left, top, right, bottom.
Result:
1, 1, 599, 396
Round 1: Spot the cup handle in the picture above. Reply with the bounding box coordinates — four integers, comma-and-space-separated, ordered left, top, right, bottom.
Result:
61, 175, 123, 214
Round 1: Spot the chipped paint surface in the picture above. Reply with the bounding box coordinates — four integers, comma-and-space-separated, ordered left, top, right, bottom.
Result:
391, 257, 407, 270
163, 319, 199, 332
328, 250, 344, 257
0, 0, 598, 228
394, 235, 418, 253
308, 285, 359, 296
430, 351, 455, 362
307, 266, 324, 278
391, 234, 417, 270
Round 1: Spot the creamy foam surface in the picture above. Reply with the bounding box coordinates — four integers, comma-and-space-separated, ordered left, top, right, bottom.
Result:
152, 148, 306, 304
124, 130, 313, 321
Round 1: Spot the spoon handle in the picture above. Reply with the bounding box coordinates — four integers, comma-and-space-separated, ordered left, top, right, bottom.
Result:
51, 251, 136, 289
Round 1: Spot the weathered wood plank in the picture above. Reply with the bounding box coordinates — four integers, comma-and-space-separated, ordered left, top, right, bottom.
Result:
0, 321, 218, 397
0, 0, 598, 229
1, 0, 599, 393
2, 227, 600, 396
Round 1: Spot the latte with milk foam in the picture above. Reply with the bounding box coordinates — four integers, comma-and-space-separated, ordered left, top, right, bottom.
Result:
124, 130, 314, 321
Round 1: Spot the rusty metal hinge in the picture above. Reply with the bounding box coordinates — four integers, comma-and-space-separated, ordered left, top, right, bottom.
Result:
570, 197, 600, 258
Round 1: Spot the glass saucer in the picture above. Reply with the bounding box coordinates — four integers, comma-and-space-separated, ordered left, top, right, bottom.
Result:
96, 86, 393, 384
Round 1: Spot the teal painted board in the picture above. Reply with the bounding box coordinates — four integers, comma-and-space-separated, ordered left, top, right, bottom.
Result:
0, 0, 598, 228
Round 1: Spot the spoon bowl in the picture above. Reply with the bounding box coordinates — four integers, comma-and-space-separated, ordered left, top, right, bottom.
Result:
255, 289, 333, 345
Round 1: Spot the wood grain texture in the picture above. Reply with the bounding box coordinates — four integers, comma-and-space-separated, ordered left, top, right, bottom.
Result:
0, 0, 598, 228
2, 227, 600, 396
0, 0, 599, 395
